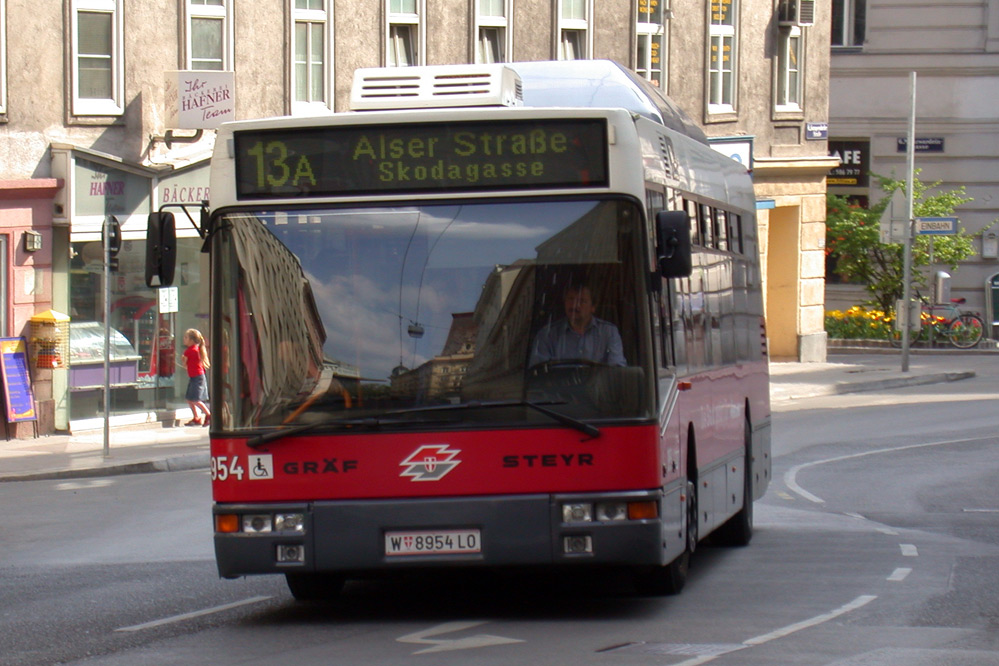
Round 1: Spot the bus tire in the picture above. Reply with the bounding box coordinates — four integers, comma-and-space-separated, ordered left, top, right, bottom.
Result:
713, 418, 754, 547
634, 478, 696, 596
285, 572, 345, 601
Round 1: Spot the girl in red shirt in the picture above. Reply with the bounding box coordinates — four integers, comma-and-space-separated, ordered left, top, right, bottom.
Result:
182, 328, 211, 426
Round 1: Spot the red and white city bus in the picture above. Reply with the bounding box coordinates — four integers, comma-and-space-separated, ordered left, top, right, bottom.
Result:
149, 60, 770, 600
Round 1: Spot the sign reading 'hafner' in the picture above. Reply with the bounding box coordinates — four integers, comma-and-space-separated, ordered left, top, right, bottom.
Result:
234, 119, 608, 198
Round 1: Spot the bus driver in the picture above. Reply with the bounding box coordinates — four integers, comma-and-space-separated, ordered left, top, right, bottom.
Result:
529, 284, 626, 367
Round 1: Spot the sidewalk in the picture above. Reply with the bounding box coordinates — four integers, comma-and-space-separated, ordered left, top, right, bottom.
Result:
0, 351, 986, 483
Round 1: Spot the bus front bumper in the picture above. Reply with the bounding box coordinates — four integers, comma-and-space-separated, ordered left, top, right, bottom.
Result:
213, 489, 680, 579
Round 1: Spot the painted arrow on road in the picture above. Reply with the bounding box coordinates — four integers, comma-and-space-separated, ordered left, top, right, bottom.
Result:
397, 620, 524, 654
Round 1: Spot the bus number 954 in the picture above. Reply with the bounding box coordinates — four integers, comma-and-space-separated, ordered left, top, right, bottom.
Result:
211, 455, 245, 482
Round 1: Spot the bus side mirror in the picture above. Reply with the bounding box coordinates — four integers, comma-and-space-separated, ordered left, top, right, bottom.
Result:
145, 212, 177, 288
656, 210, 692, 278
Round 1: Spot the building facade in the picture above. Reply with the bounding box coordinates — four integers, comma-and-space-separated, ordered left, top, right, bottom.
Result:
0, 0, 832, 436
828, 0, 999, 329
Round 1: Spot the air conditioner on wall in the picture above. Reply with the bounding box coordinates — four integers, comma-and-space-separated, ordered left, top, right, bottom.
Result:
777, 0, 815, 27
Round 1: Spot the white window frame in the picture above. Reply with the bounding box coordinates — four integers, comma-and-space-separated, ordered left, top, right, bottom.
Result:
71, 0, 124, 116
474, 0, 513, 64
775, 25, 802, 112
636, 0, 668, 89
707, 0, 737, 115
557, 0, 593, 61
0, 0, 6, 115
186, 0, 233, 71
291, 0, 334, 114
387, 0, 426, 67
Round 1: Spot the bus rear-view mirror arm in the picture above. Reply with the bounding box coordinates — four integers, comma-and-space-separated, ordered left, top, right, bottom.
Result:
145, 204, 209, 288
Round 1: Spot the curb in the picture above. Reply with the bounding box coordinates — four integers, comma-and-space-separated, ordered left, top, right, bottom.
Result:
0, 452, 210, 483
772, 370, 975, 402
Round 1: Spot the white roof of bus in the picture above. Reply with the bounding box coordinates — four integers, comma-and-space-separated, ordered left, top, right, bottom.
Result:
509, 60, 708, 146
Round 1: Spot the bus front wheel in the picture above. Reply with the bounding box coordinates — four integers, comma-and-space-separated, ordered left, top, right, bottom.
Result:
634, 479, 696, 595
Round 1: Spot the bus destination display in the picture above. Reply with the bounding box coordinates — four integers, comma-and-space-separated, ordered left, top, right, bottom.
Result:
234, 119, 608, 198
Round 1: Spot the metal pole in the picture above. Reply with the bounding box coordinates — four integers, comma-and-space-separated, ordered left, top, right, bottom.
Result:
901, 71, 917, 373
103, 218, 111, 457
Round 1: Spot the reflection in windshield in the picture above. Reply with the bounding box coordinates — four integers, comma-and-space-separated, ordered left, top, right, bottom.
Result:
216, 200, 653, 430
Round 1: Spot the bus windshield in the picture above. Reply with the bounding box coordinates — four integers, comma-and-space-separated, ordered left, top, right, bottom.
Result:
215, 198, 654, 431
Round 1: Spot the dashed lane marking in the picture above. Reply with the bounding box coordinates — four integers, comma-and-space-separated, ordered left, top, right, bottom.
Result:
888, 568, 912, 582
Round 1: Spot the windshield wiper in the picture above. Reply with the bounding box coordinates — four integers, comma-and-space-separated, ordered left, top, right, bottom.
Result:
246, 416, 384, 449
384, 399, 600, 439
246, 399, 599, 449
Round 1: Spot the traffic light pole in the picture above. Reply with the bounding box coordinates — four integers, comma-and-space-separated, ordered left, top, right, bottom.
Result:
901, 72, 917, 373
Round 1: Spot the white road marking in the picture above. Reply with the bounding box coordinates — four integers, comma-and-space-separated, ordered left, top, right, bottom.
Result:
963, 508, 999, 513
888, 567, 912, 581
673, 595, 878, 666
114, 596, 272, 632
784, 437, 988, 504
875, 526, 899, 536
900, 544, 918, 557
742, 595, 878, 646
397, 621, 524, 654
55, 479, 114, 490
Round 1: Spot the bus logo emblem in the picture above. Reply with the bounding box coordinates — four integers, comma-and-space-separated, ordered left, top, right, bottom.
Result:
400, 445, 461, 481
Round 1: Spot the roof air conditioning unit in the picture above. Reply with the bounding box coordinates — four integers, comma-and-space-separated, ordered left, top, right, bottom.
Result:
778, 0, 815, 27
350, 64, 523, 111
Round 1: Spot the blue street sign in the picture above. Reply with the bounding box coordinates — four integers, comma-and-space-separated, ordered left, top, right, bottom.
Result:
915, 217, 958, 235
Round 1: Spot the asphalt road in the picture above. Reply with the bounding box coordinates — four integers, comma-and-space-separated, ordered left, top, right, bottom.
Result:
2, 368, 998, 665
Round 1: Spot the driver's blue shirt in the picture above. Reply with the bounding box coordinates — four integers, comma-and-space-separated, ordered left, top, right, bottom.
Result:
530, 317, 626, 367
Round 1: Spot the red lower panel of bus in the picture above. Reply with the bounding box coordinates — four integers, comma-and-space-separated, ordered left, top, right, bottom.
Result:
211, 425, 661, 503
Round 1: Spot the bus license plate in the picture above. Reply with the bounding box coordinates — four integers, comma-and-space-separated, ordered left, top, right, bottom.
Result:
384, 529, 481, 556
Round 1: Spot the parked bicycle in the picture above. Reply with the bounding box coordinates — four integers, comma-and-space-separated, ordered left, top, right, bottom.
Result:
891, 293, 985, 349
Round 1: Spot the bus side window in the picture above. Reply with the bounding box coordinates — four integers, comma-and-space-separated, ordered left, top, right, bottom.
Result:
730, 213, 743, 254
715, 209, 728, 252
699, 204, 713, 249
685, 199, 700, 246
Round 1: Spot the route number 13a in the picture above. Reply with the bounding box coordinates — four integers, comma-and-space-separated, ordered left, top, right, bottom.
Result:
211, 455, 245, 481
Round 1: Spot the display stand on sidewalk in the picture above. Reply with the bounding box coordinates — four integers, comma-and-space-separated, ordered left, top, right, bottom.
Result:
0, 337, 38, 440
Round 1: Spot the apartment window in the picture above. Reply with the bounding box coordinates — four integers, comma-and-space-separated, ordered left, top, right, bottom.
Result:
71, 0, 123, 116
831, 0, 865, 47
0, 0, 6, 115
388, 0, 424, 67
293, 0, 332, 112
636, 0, 667, 88
476, 0, 511, 64
558, 0, 592, 60
776, 25, 802, 110
707, 0, 737, 114
187, 0, 231, 71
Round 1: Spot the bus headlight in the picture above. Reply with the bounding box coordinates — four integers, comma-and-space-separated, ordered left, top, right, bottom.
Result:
595, 502, 628, 522
562, 503, 593, 522
242, 514, 273, 533
275, 513, 305, 532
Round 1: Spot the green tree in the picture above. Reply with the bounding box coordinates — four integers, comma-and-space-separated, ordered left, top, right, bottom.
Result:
826, 172, 974, 314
